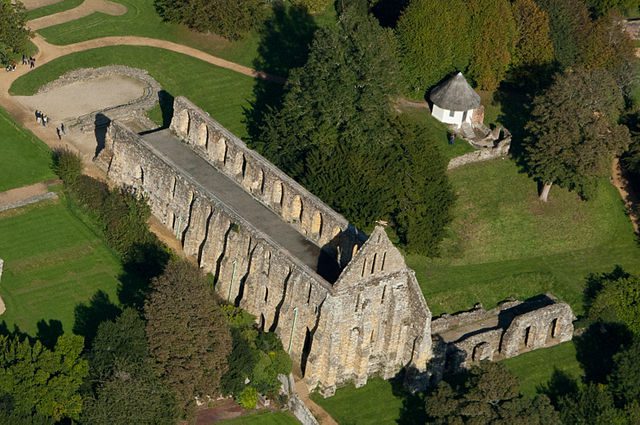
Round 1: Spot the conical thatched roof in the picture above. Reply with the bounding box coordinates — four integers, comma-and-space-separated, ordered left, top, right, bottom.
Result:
429, 72, 481, 111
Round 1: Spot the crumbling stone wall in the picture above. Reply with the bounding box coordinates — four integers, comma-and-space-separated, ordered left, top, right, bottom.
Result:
97, 110, 432, 396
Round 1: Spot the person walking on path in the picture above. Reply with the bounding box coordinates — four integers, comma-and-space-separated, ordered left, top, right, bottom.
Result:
29, 57, 35, 69
42, 114, 48, 127
60, 122, 65, 135
35, 110, 40, 124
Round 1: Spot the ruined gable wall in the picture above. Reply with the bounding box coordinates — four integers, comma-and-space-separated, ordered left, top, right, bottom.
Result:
169, 97, 349, 248
305, 228, 432, 396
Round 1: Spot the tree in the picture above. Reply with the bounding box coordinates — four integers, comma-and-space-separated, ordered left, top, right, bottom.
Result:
0, 0, 30, 65
82, 368, 176, 425
524, 68, 630, 201
587, 0, 640, 17
467, 0, 517, 91
537, 0, 591, 68
144, 260, 232, 413
291, 0, 332, 14
425, 362, 561, 424
258, 6, 454, 254
154, 0, 266, 40
558, 383, 628, 424
588, 273, 640, 335
609, 340, 640, 407
396, 0, 472, 96
511, 0, 554, 69
0, 334, 88, 422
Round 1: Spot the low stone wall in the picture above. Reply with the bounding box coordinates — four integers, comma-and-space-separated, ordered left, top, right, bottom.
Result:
0, 192, 58, 213
447, 137, 511, 170
36, 66, 161, 132
279, 374, 319, 425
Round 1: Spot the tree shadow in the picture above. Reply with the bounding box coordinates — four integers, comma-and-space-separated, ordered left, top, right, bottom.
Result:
35, 319, 63, 350
117, 242, 170, 311
574, 322, 633, 384
538, 368, 579, 407
158, 90, 175, 129
73, 290, 121, 349
244, 2, 318, 145
369, 0, 409, 28
389, 369, 427, 425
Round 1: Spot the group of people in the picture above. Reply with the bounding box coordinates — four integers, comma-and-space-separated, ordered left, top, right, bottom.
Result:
35, 110, 66, 140
22, 55, 36, 69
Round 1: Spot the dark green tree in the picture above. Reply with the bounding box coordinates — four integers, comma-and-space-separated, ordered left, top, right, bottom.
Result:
558, 383, 628, 424
0, 334, 88, 422
587, 273, 640, 335
425, 362, 561, 424
144, 260, 232, 413
609, 340, 640, 408
537, 0, 591, 68
524, 68, 630, 201
0, 0, 30, 65
396, 0, 472, 96
154, 0, 266, 40
511, 0, 555, 69
587, 0, 640, 16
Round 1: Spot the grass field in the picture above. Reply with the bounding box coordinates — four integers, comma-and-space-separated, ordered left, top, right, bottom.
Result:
311, 378, 424, 425
0, 106, 54, 192
217, 411, 299, 425
0, 200, 121, 335
10, 46, 266, 139
407, 159, 640, 316
35, 0, 336, 69
503, 342, 583, 397
26, 0, 83, 21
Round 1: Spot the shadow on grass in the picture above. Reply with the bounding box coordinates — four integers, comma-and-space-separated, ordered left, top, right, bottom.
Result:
117, 241, 170, 311
539, 368, 579, 406
244, 3, 318, 146
390, 369, 427, 425
36, 319, 64, 349
73, 290, 121, 349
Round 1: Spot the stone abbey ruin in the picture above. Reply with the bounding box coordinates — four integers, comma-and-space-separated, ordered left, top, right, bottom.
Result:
95, 95, 575, 396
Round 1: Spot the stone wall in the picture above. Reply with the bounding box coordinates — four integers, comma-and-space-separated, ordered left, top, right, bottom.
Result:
447, 137, 511, 170
97, 111, 432, 396
169, 97, 351, 249
431, 294, 575, 374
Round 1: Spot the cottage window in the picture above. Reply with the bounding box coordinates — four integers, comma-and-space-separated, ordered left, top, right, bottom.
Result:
449, 110, 455, 118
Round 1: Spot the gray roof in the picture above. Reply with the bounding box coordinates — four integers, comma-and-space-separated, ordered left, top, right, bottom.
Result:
429, 72, 481, 111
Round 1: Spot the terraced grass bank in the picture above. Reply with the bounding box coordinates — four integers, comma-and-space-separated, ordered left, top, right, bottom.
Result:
217, 411, 299, 425
0, 200, 121, 334
0, 107, 54, 192
10, 46, 263, 139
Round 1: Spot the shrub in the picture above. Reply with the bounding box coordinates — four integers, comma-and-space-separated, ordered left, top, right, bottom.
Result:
52, 148, 83, 184
237, 386, 258, 409
291, 0, 333, 14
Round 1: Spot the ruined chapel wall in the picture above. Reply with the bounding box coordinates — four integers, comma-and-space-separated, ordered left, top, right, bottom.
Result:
169, 97, 349, 248
101, 121, 330, 376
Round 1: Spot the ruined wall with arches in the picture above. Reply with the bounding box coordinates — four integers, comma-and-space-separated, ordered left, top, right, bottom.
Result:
97, 118, 432, 397
170, 97, 347, 248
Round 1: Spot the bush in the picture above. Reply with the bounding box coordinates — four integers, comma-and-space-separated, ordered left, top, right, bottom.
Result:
237, 386, 258, 409
52, 148, 83, 184
291, 0, 332, 14
70, 174, 109, 212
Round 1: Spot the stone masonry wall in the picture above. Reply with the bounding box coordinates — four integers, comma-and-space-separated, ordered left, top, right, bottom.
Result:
97, 117, 432, 396
170, 97, 350, 249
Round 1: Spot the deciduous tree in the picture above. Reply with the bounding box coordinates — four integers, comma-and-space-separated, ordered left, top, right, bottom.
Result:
396, 0, 472, 96
0, 334, 88, 422
524, 68, 630, 201
511, 0, 554, 68
537, 0, 591, 68
144, 260, 232, 412
0, 0, 30, 65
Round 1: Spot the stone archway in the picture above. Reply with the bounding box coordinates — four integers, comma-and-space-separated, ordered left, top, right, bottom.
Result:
177, 109, 190, 137
311, 211, 322, 237
197, 123, 208, 148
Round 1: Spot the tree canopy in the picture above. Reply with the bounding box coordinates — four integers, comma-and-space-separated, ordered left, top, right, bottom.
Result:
0, 334, 88, 422
511, 0, 554, 69
524, 68, 630, 201
144, 260, 232, 412
0, 0, 30, 65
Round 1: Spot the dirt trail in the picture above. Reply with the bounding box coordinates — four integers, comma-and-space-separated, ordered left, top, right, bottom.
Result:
22, 0, 62, 10
0, 181, 51, 207
28, 0, 126, 31
294, 379, 339, 425
611, 158, 639, 234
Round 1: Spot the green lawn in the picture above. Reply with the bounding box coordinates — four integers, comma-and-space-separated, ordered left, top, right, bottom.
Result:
35, 0, 336, 69
0, 106, 54, 192
0, 200, 121, 335
503, 342, 583, 397
407, 159, 640, 316
399, 107, 475, 161
10, 46, 267, 139
217, 411, 299, 425
311, 378, 423, 425
26, 0, 83, 21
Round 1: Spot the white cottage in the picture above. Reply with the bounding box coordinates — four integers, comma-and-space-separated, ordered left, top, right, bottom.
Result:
429, 72, 481, 128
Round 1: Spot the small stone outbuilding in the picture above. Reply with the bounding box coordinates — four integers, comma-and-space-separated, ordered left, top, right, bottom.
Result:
429, 72, 481, 128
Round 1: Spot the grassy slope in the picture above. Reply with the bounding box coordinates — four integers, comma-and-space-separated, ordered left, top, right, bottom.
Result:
311, 378, 412, 425
10, 46, 263, 139
217, 412, 299, 425
0, 106, 54, 191
26, 0, 83, 21
0, 200, 121, 335
407, 159, 640, 316
503, 341, 583, 397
